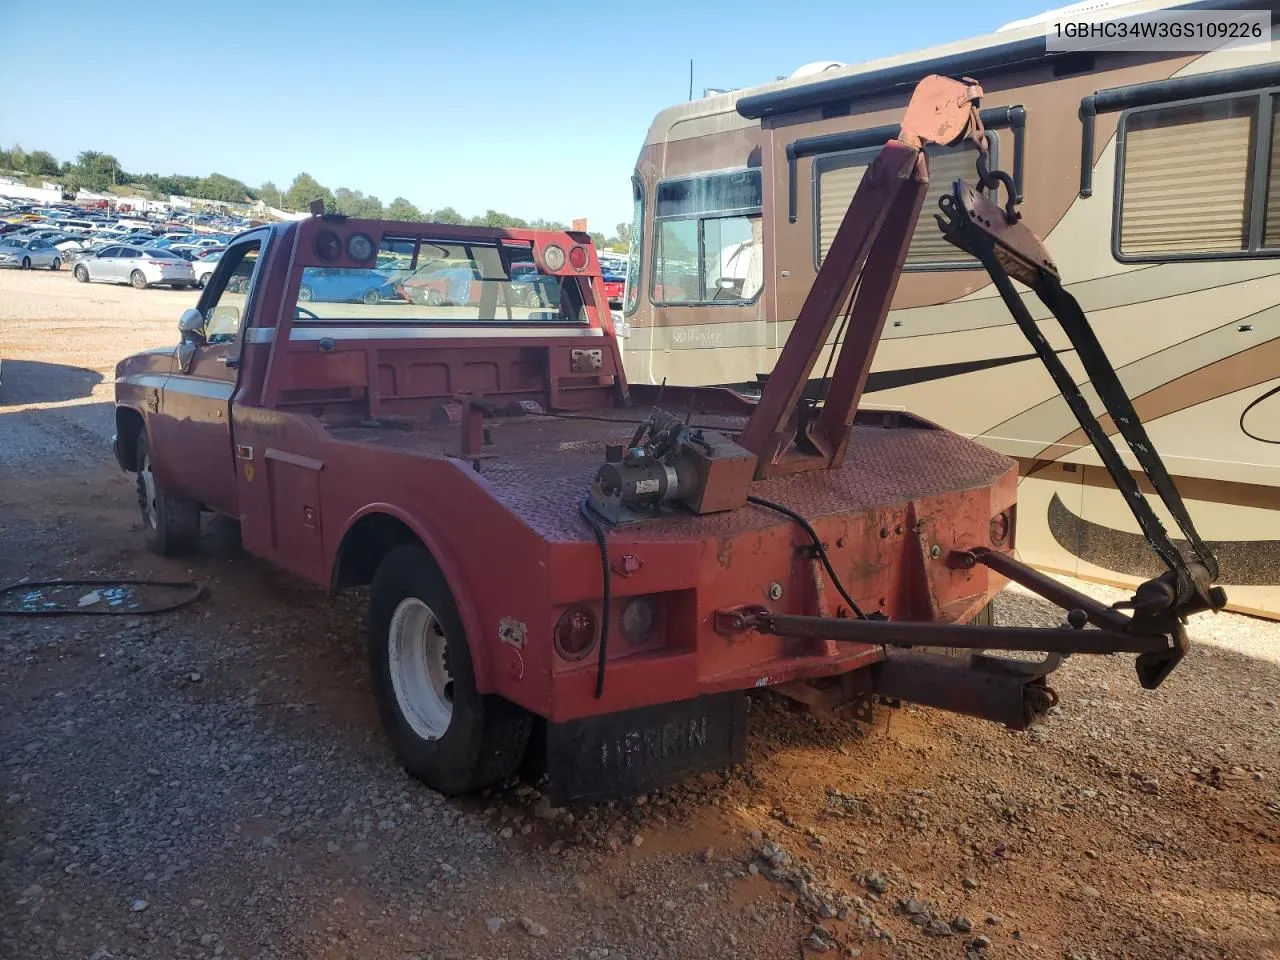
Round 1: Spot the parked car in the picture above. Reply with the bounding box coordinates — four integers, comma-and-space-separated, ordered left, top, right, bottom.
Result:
72, 244, 196, 289
398, 263, 480, 305
600, 266, 626, 308
193, 251, 223, 287
298, 266, 402, 304
0, 237, 63, 270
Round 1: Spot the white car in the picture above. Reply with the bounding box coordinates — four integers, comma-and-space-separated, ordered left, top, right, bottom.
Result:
192, 251, 222, 287
72, 244, 196, 289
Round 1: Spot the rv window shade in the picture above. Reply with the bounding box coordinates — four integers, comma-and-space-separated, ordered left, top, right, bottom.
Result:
1120, 98, 1256, 255
816, 141, 984, 266
655, 170, 762, 218
1265, 99, 1280, 248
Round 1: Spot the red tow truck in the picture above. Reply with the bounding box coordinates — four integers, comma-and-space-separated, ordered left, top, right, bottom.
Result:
114, 77, 1225, 803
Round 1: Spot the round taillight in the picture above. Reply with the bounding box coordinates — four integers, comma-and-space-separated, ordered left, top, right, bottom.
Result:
568, 244, 588, 270
313, 229, 341, 261
554, 606, 598, 661
620, 597, 656, 644
347, 232, 374, 262
542, 244, 566, 271
990, 511, 1011, 545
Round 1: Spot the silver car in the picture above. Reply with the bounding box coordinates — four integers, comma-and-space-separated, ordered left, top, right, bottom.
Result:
0, 237, 63, 270
72, 244, 196, 289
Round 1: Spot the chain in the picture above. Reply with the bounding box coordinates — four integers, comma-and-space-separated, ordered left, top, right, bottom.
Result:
966, 103, 1021, 225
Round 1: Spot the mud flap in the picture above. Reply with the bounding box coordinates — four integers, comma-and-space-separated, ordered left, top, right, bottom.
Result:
871, 648, 1057, 730
543, 693, 746, 805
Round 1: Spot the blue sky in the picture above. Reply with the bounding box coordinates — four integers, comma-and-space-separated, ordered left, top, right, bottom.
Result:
0, 0, 1046, 231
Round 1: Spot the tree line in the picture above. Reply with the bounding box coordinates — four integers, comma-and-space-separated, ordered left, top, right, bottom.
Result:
0, 143, 630, 251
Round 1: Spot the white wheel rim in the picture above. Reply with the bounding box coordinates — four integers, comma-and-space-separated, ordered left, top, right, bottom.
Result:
388, 597, 454, 740
140, 454, 158, 529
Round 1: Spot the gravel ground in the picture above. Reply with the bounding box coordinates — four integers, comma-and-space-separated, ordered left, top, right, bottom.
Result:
2, 268, 1278, 960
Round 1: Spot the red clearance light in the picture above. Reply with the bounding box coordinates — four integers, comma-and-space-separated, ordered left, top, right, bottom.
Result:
568, 244, 588, 270
554, 606, 598, 661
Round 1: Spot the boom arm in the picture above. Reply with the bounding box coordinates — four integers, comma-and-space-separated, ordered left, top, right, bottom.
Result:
738, 76, 988, 477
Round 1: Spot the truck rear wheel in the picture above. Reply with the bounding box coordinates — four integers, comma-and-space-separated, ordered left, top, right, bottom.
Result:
135, 433, 201, 556
368, 545, 531, 795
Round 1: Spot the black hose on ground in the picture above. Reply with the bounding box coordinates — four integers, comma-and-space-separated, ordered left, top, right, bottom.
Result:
578, 501, 612, 698
0, 579, 205, 617
746, 495, 867, 619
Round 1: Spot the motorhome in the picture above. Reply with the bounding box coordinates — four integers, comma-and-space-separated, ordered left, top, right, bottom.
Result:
620, 0, 1280, 617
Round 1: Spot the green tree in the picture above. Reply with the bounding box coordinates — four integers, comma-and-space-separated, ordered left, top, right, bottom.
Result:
23, 150, 60, 177
333, 187, 384, 219
429, 206, 464, 224
8, 144, 26, 172
386, 196, 422, 221
284, 172, 333, 213
195, 172, 254, 203
68, 151, 122, 191
259, 181, 282, 208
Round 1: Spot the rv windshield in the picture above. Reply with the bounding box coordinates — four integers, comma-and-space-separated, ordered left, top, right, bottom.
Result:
291, 240, 589, 324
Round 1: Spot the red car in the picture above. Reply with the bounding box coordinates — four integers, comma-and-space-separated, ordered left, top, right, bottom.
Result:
601, 266, 626, 307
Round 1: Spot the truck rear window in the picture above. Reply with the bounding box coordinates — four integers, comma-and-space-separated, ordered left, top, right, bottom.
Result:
291, 241, 588, 324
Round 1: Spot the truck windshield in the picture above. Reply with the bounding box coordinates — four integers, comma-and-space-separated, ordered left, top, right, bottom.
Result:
291, 241, 588, 324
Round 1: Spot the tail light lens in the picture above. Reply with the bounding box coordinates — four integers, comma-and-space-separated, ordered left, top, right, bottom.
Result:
542, 244, 566, 271
990, 510, 1012, 546
568, 244, 588, 270
619, 597, 656, 643
554, 606, 598, 661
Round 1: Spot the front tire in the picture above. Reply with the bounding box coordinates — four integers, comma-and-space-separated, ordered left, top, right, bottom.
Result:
135, 433, 200, 557
362, 288, 380, 305
130, 270, 148, 290
50, 258, 61, 272
368, 545, 531, 795
21, 257, 30, 270
74, 264, 89, 283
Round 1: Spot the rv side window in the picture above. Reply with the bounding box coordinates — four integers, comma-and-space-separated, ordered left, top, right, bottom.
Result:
1115, 94, 1269, 259
651, 169, 764, 305
814, 138, 992, 270
623, 177, 644, 316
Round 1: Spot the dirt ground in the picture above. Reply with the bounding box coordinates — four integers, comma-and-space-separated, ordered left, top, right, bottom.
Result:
1, 267, 1278, 960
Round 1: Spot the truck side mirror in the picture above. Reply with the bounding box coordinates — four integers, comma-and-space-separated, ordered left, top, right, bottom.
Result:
178, 307, 206, 346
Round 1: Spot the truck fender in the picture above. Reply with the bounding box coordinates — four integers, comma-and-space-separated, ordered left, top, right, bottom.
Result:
331, 503, 494, 693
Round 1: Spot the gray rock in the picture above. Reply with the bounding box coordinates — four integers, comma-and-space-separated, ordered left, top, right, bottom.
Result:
21, 883, 43, 899
926, 920, 953, 937
986, 914, 1002, 925
519, 917, 548, 938
962, 876, 978, 890
953, 916, 973, 933
129, 899, 148, 912
1079, 885, 1101, 899
901, 898, 928, 916
29, 847, 54, 866
485, 917, 504, 935
865, 871, 889, 894
970, 934, 992, 949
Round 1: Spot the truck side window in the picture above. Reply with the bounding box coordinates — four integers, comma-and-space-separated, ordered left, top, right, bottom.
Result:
204, 242, 261, 344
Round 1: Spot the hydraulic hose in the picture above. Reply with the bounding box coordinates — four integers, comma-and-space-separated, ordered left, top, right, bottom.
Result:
746, 495, 866, 619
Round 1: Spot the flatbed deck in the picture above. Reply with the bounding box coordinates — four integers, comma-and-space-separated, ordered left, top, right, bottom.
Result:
327, 410, 1015, 542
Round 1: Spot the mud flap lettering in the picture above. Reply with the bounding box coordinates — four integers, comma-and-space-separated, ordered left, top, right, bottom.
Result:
544, 693, 745, 805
